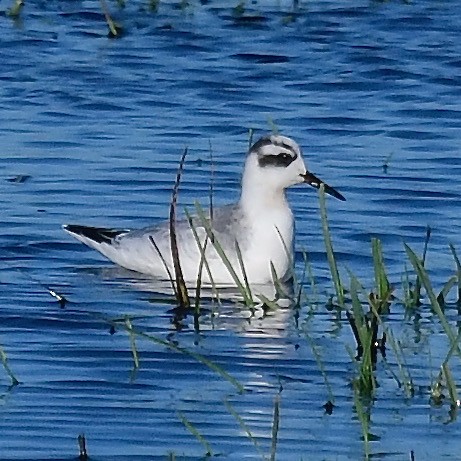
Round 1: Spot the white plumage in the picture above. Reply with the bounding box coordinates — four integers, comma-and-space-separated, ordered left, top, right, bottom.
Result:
64, 135, 345, 285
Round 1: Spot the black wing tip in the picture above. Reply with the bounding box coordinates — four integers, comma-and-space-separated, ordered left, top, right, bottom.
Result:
63, 224, 127, 244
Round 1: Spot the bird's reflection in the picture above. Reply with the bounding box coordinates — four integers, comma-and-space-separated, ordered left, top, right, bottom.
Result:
96, 265, 297, 337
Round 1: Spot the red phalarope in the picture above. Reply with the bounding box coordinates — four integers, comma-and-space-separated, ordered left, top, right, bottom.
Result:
64, 135, 345, 285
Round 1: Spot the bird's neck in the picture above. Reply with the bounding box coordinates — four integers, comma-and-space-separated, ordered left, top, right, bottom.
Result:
239, 173, 289, 214
238, 172, 295, 281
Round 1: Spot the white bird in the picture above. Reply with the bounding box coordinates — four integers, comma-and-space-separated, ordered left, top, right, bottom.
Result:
63, 135, 345, 285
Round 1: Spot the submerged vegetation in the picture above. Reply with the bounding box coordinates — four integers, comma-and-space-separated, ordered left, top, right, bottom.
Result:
0, 342, 19, 387
1, 140, 460, 460
4, 0, 302, 37
2, 0, 460, 458
124, 147, 461, 457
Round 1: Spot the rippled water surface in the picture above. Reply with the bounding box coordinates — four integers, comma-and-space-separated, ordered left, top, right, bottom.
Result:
1, 0, 461, 459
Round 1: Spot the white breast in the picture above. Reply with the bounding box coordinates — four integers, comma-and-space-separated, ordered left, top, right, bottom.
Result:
240, 206, 294, 284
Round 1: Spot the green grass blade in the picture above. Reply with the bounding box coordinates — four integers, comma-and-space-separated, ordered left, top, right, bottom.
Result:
193, 236, 208, 327
405, 244, 461, 358
449, 243, 461, 304
299, 249, 318, 307
100, 0, 122, 37
382, 152, 394, 173
304, 333, 335, 404
371, 238, 390, 303
442, 363, 459, 408
256, 291, 281, 311
184, 208, 209, 319
348, 273, 376, 395
294, 250, 308, 307
185, 209, 221, 306
437, 275, 458, 306
268, 227, 298, 301
178, 412, 213, 457
422, 226, 431, 263
169, 148, 190, 309
383, 329, 414, 398
413, 227, 432, 307
224, 399, 266, 459
248, 128, 254, 150
352, 380, 371, 459
208, 139, 215, 222
124, 317, 140, 369
318, 184, 344, 307
270, 392, 281, 461
267, 117, 279, 135
268, 261, 291, 302
0, 343, 19, 386
194, 202, 254, 307
349, 275, 366, 348
235, 239, 253, 302
148, 235, 177, 299
6, 0, 24, 18
442, 329, 461, 367
110, 317, 245, 392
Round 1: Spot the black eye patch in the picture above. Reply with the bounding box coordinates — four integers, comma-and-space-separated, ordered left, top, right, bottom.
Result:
258, 151, 297, 168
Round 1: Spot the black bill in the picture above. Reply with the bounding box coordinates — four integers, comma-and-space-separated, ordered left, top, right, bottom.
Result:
301, 172, 346, 201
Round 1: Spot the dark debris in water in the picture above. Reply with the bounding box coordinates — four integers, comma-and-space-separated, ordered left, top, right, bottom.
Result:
48, 289, 68, 309
78, 434, 88, 461
232, 14, 268, 25
156, 23, 174, 31
107, 23, 124, 38
323, 400, 335, 415
7, 174, 31, 184
232, 52, 290, 64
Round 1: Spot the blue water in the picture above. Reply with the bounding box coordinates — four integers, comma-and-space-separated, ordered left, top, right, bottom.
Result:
1, 0, 461, 459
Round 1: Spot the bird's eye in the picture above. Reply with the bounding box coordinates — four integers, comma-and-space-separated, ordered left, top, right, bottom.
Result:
257, 150, 297, 168
277, 152, 293, 166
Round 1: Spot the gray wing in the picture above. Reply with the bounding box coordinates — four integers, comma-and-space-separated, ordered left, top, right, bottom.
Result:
186, 203, 248, 250
123, 203, 248, 251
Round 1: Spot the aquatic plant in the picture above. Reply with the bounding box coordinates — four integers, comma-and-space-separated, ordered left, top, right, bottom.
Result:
108, 314, 245, 392
318, 184, 345, 308
80, 178, 458, 459
100, 0, 123, 37
152, 137, 296, 313
406, 244, 460, 353
382, 152, 394, 174
224, 398, 267, 459
168, 148, 191, 310
315, 183, 461, 457
77, 434, 89, 461
178, 412, 213, 457
193, 202, 255, 307
4, 130, 461, 459
94, 143, 461, 457
0, 342, 19, 387
224, 389, 281, 461
124, 316, 140, 372
269, 390, 281, 461
449, 243, 461, 304
304, 331, 335, 408
6, 0, 23, 18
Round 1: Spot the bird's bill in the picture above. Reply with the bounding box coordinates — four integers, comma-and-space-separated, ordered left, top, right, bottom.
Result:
301, 172, 346, 201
